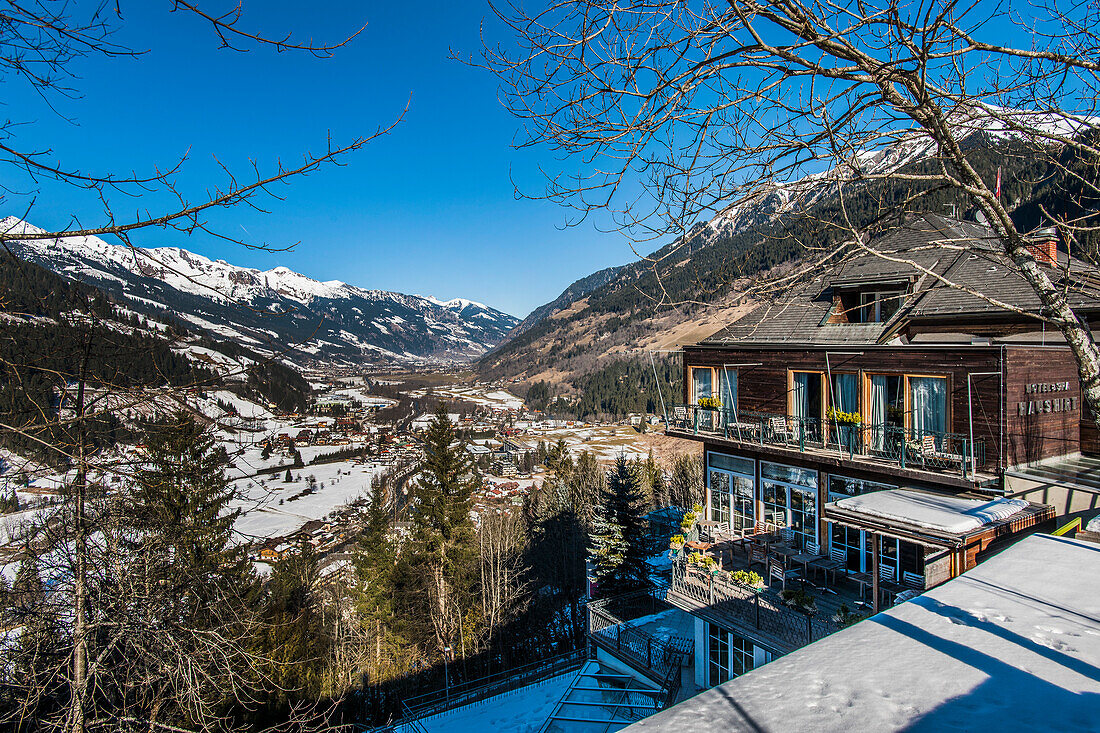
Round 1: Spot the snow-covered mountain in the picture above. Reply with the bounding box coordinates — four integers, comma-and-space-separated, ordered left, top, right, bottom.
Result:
0, 218, 519, 364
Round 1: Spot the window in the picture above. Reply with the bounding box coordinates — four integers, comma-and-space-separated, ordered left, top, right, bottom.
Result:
791, 371, 824, 421
827, 475, 895, 500
858, 290, 904, 322
865, 373, 948, 449
760, 462, 818, 548
910, 376, 947, 439
731, 634, 755, 677
708, 453, 755, 531
708, 624, 757, 687
708, 623, 730, 687
719, 368, 738, 416
690, 366, 738, 414
830, 373, 858, 414
691, 367, 713, 403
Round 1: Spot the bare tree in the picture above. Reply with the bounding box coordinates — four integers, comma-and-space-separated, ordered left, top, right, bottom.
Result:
477, 510, 528, 641
478, 0, 1100, 426
0, 4, 392, 732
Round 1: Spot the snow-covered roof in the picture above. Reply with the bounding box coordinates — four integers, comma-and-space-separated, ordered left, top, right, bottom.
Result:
627, 533, 1100, 732
831, 489, 1029, 535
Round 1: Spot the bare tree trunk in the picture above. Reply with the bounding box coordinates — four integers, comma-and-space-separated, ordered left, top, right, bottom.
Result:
69, 334, 93, 733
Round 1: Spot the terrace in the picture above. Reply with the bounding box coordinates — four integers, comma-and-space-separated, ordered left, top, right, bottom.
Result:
662, 545, 871, 656
666, 405, 996, 487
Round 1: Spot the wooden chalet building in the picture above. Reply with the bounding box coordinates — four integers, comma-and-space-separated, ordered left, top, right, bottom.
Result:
650, 215, 1100, 692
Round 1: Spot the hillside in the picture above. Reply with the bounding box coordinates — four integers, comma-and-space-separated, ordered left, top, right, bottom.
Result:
0, 251, 309, 464
480, 132, 1078, 416
0, 218, 520, 366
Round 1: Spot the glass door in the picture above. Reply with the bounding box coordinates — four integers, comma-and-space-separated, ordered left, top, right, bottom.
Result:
791, 371, 823, 443
708, 466, 755, 531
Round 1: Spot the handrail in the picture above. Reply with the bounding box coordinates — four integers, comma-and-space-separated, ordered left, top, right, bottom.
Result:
667, 404, 986, 478
1052, 517, 1082, 536
665, 556, 838, 651
394, 648, 587, 725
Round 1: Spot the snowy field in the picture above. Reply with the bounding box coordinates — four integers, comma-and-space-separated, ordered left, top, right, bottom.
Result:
527, 425, 653, 464
229, 456, 381, 542
400, 671, 579, 733
407, 385, 524, 410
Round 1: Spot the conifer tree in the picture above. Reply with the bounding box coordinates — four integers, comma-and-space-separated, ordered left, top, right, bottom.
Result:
5, 550, 65, 727
257, 540, 329, 712
110, 412, 258, 728
405, 404, 480, 656
589, 455, 650, 597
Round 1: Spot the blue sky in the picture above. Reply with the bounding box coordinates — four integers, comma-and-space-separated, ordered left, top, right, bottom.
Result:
3, 2, 640, 318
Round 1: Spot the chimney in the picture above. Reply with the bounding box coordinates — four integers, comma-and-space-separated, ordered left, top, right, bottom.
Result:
1026, 226, 1059, 267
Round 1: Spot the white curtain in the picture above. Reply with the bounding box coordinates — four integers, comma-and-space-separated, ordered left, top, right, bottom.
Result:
693, 368, 712, 402
792, 373, 808, 420
910, 376, 947, 442
720, 369, 738, 413
832, 373, 857, 412
870, 375, 887, 451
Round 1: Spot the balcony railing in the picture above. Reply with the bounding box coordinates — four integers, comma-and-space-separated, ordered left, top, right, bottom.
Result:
667, 405, 987, 479
587, 590, 690, 685
667, 557, 838, 652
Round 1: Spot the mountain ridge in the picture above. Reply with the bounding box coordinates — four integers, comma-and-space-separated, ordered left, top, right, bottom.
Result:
1, 217, 520, 365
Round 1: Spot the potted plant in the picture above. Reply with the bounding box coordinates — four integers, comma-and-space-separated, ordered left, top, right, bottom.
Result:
669, 534, 685, 551
831, 603, 867, 628
698, 396, 722, 411
780, 588, 818, 615
729, 569, 765, 590
827, 408, 863, 452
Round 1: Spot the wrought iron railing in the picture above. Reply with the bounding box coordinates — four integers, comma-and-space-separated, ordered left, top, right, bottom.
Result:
666, 557, 838, 651
667, 405, 986, 478
587, 591, 690, 683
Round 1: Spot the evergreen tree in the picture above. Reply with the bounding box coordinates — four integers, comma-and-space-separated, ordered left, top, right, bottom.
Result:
257, 540, 329, 711
4, 550, 65, 727
404, 404, 481, 655
589, 455, 651, 597
113, 412, 258, 727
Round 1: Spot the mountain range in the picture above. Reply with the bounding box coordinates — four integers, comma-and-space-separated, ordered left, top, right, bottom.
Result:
477, 115, 1085, 400
0, 218, 519, 365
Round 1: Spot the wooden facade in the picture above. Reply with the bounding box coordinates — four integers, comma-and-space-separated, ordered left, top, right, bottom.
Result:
683, 343, 1085, 474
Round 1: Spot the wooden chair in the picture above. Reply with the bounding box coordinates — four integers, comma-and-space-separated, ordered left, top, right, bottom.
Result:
768, 416, 794, 444
879, 563, 897, 583
902, 571, 925, 590
748, 541, 769, 569
768, 556, 800, 591
919, 434, 965, 467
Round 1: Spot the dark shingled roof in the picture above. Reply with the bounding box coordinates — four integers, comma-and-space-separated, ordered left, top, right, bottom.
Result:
701, 214, 1100, 346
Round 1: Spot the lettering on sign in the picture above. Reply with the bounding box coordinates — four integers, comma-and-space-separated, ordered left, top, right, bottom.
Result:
1017, 381, 1077, 416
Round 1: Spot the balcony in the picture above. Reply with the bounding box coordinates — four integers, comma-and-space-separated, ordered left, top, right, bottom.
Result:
664, 555, 845, 655
667, 405, 991, 483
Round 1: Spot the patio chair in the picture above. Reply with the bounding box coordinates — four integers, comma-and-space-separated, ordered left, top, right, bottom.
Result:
902, 571, 925, 590
919, 435, 965, 467
671, 405, 690, 430
878, 563, 897, 583
768, 416, 794, 444
748, 541, 769, 569
767, 556, 801, 591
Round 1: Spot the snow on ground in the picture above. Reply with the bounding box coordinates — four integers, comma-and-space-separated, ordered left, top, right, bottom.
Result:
528, 425, 652, 464
629, 609, 694, 649
400, 671, 579, 733
407, 385, 525, 411
628, 533, 1100, 732
230, 458, 381, 541
210, 390, 272, 420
